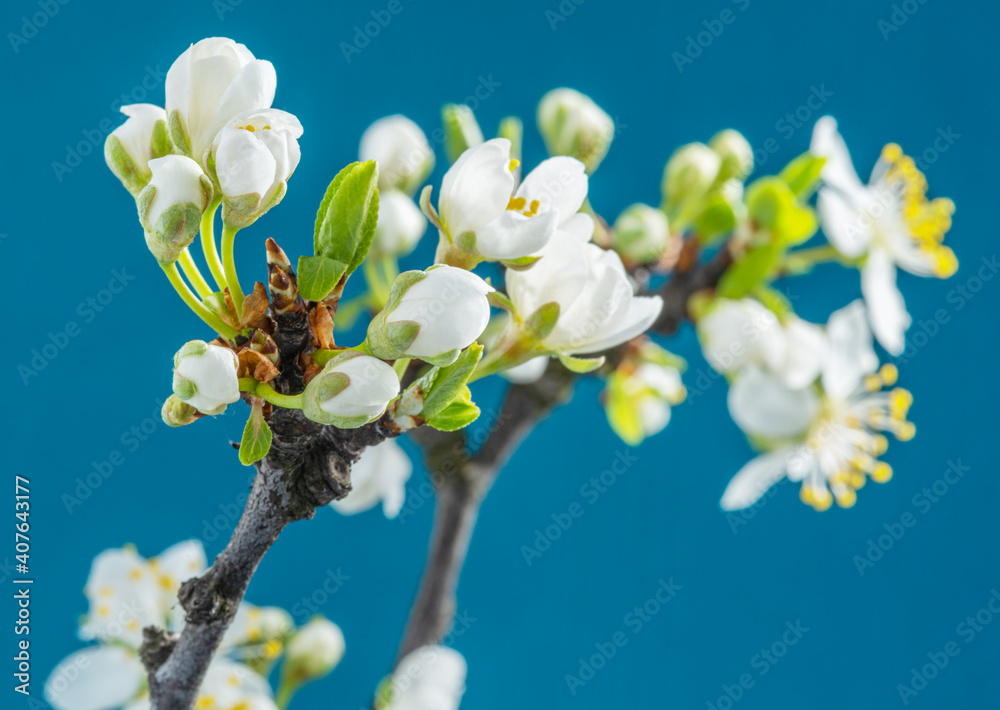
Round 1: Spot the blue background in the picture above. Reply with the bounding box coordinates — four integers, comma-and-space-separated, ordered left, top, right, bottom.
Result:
4, 0, 999, 707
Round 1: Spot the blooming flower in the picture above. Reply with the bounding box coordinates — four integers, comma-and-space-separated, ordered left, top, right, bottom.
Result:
810, 116, 957, 355
721, 301, 915, 511
360, 114, 435, 195
698, 298, 826, 390
330, 438, 412, 518
303, 351, 400, 428
138, 155, 213, 264
165, 37, 276, 164
385, 645, 467, 710
429, 138, 588, 264
172, 340, 241, 415
104, 104, 169, 196
45, 541, 280, 710
536, 87, 615, 173
367, 266, 494, 365
212, 108, 303, 227
504, 215, 663, 356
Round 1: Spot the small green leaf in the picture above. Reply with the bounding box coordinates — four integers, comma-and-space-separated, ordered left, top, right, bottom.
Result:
297, 255, 347, 302
780, 152, 827, 199
501, 254, 542, 271
314, 160, 380, 279
420, 343, 484, 419
605, 374, 644, 446
487, 291, 516, 313
695, 193, 737, 244
526, 302, 560, 341
557, 353, 605, 373
717, 243, 782, 298
239, 404, 272, 466
426, 397, 481, 431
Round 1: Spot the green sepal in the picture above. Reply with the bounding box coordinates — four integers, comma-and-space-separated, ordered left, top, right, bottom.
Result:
104, 134, 149, 197
525, 302, 560, 341
780, 152, 827, 200
557, 353, 605, 373
239, 404, 272, 466
442, 103, 484, 164
313, 160, 381, 281
150, 119, 173, 160
297, 255, 348, 302
146, 201, 203, 264
387, 320, 420, 352
717, 243, 782, 298
301, 352, 375, 428
487, 291, 516, 314
167, 110, 191, 156
364, 271, 430, 360
501, 254, 542, 271
173, 340, 208, 366
419, 185, 442, 230
498, 116, 523, 161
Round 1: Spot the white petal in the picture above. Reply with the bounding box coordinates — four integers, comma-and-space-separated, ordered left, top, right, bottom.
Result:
438, 138, 513, 236
331, 439, 412, 518
822, 299, 880, 398
389, 646, 467, 710
810, 116, 864, 195
817, 186, 873, 258
566, 295, 662, 355
474, 209, 558, 260
720, 448, 795, 510
560, 213, 596, 243
45, 646, 146, 710
214, 127, 278, 198
861, 249, 910, 356
516, 156, 588, 222
211, 60, 277, 143
781, 318, 826, 389
728, 366, 819, 439
501, 356, 549, 384
151, 540, 206, 610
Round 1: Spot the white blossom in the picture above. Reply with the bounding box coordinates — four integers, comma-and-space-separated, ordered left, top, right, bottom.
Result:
283, 616, 346, 682
387, 646, 467, 710
172, 340, 241, 415
330, 438, 412, 518
104, 104, 167, 195
360, 114, 435, 194
371, 190, 428, 258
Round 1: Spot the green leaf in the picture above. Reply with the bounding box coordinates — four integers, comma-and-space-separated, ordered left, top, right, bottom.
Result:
717, 243, 782, 298
525, 302, 560, 341
605, 375, 644, 446
780, 152, 827, 199
239, 405, 272, 466
313, 160, 380, 279
419, 343, 484, 419
557, 353, 605, 373
487, 291, 516, 313
297, 255, 347, 302
745, 177, 817, 247
501, 254, 542, 271
695, 193, 737, 244
753, 284, 793, 319
426, 397, 481, 431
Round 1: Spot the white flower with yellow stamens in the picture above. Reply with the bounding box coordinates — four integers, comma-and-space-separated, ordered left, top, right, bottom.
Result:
721, 300, 915, 512
426, 138, 589, 265
811, 116, 957, 355
46, 542, 281, 710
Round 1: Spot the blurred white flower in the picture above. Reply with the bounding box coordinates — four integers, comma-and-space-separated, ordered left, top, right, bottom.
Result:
722, 300, 914, 511
283, 616, 346, 684
172, 340, 241, 415
165, 37, 276, 163
504, 215, 662, 356
387, 645, 467, 710
330, 438, 412, 518
372, 190, 428, 258
811, 116, 957, 355
360, 114, 435, 195
605, 356, 686, 446
612, 203, 671, 264
537, 87, 615, 173
431, 138, 588, 262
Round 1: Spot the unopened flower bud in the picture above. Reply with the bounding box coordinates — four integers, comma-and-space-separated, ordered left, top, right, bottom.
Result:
172, 340, 240, 415
282, 616, 346, 685
105, 104, 172, 196
537, 88, 615, 174
612, 203, 670, 264
441, 103, 484, 164
212, 108, 303, 228
709, 129, 753, 182
360, 115, 435, 195
303, 351, 399, 428
661, 142, 720, 224
367, 266, 493, 366
370, 190, 427, 259
138, 156, 213, 263
161, 394, 198, 427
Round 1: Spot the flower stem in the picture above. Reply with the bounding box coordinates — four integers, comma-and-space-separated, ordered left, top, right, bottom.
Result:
200, 199, 228, 292
177, 248, 213, 299
274, 681, 298, 710
239, 378, 305, 410
363, 257, 390, 308
222, 222, 245, 314
161, 263, 237, 341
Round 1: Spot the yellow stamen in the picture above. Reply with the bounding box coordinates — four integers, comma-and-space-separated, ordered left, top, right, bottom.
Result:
895, 421, 916, 441
836, 489, 857, 508
506, 196, 527, 211
871, 462, 893, 483
508, 159, 520, 172
879, 364, 898, 385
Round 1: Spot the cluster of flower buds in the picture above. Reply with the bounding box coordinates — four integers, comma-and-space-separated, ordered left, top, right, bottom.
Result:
603, 340, 687, 446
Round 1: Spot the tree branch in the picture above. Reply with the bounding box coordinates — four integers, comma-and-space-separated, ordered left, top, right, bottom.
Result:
394, 239, 735, 662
